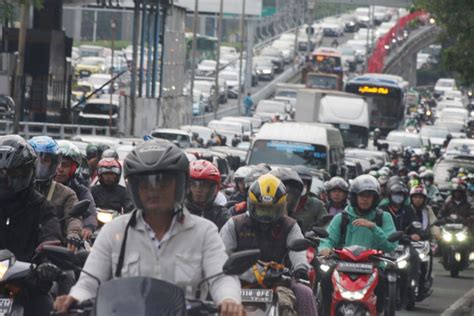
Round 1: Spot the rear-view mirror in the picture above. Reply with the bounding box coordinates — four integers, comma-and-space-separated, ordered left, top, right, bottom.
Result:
387, 231, 404, 243
288, 238, 311, 252
312, 227, 329, 238
319, 214, 334, 227
42, 245, 78, 270
69, 200, 91, 218
223, 249, 261, 275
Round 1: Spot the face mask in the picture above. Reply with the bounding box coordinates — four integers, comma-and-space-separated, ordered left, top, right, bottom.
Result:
391, 194, 404, 204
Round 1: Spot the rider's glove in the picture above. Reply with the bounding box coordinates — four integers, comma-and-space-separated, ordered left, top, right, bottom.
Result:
36, 262, 61, 282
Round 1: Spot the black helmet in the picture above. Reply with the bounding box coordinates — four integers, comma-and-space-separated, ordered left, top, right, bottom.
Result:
388, 181, 408, 196
102, 148, 119, 159
325, 177, 349, 193
291, 165, 313, 194
349, 175, 380, 209
86, 144, 98, 160
123, 139, 189, 212
270, 168, 305, 214
0, 135, 36, 198
243, 165, 270, 190
97, 144, 111, 160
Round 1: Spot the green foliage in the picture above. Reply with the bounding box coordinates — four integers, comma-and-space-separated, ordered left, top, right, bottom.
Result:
0, 0, 44, 21
415, 0, 474, 85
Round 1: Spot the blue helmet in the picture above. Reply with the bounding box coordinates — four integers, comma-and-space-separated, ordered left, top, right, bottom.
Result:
28, 136, 62, 181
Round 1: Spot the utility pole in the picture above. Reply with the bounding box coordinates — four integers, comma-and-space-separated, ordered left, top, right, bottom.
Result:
189, 0, 199, 109
130, 0, 141, 136
13, 3, 29, 134
293, 0, 299, 61
213, 0, 223, 119
109, 19, 116, 134
237, 0, 246, 116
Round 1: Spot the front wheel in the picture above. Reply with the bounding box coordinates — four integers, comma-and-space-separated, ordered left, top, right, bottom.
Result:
450, 262, 459, 278
386, 281, 397, 316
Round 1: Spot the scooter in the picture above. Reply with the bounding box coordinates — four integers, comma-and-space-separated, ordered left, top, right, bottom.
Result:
317, 232, 402, 316
43, 246, 261, 316
435, 214, 472, 277
240, 239, 313, 316
90, 208, 120, 244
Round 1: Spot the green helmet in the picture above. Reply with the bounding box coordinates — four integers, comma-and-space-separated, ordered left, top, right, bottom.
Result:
57, 140, 82, 166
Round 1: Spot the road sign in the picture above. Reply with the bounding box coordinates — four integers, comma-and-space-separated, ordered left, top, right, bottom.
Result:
176, 0, 262, 16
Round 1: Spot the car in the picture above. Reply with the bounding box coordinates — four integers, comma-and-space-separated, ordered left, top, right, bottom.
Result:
253, 57, 275, 81
345, 159, 364, 179
180, 125, 214, 145
192, 91, 206, 116
438, 108, 469, 123
345, 157, 374, 174
339, 46, 357, 71
435, 99, 465, 113
342, 15, 360, 32
355, 7, 371, 27
71, 82, 95, 107
259, 47, 285, 73
344, 148, 389, 169
195, 76, 228, 104
445, 139, 474, 158
254, 100, 290, 123
345, 39, 367, 63
271, 40, 295, 64
433, 158, 474, 196
85, 73, 114, 94
150, 128, 192, 148
193, 80, 216, 111
434, 78, 457, 98
385, 131, 424, 153
208, 146, 247, 171
321, 21, 345, 37
104, 55, 128, 75
75, 57, 106, 78
442, 90, 467, 106
419, 125, 450, 147
78, 98, 119, 128
0, 95, 14, 120
221, 116, 254, 137
196, 59, 217, 77
219, 71, 241, 99
207, 120, 245, 141
434, 119, 466, 136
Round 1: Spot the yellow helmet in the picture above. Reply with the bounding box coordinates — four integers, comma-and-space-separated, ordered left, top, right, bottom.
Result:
248, 174, 287, 224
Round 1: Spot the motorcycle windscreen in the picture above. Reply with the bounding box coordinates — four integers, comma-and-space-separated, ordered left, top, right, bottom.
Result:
95, 277, 186, 316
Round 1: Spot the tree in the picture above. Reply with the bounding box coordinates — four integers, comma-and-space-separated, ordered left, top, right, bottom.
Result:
415, 0, 474, 85
0, 0, 43, 21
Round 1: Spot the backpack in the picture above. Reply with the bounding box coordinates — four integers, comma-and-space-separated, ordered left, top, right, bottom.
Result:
339, 209, 384, 247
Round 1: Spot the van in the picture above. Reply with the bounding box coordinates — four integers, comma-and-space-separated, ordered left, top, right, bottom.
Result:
78, 99, 119, 127
246, 122, 345, 176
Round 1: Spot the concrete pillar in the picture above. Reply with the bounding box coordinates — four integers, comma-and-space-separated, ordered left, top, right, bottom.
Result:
407, 52, 417, 87
73, 8, 82, 41
245, 19, 256, 94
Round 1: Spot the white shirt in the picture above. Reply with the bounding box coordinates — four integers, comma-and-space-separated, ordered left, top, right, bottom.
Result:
143, 215, 177, 256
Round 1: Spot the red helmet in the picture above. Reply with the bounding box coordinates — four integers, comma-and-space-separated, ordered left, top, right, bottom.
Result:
97, 158, 122, 184
189, 160, 221, 187
410, 185, 427, 198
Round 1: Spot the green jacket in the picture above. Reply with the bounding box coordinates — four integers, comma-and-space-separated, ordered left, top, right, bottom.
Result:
319, 205, 397, 253
292, 194, 327, 233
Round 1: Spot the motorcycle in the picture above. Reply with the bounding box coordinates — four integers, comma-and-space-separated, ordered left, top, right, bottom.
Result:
91, 208, 120, 244
317, 232, 403, 316
240, 239, 312, 316
411, 240, 433, 301
43, 245, 261, 316
304, 227, 329, 294
435, 214, 472, 277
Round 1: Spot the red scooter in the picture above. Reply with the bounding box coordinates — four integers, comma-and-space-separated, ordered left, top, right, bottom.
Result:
319, 232, 402, 316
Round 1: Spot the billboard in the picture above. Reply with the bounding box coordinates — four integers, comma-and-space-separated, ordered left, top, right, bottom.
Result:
175, 0, 263, 16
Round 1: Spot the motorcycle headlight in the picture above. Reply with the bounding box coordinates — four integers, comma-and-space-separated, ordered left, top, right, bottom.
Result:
397, 259, 408, 269
97, 211, 114, 224
320, 264, 330, 273
0, 259, 10, 280
419, 253, 426, 260
456, 230, 467, 242
334, 270, 376, 301
340, 289, 366, 300
442, 230, 453, 242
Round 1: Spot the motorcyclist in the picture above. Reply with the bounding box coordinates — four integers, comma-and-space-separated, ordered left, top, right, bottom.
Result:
54, 140, 244, 316
420, 170, 442, 204
90, 158, 134, 214
185, 159, 230, 230
85, 143, 99, 180
291, 165, 328, 232
319, 175, 397, 314
379, 181, 418, 232
28, 136, 82, 250
220, 174, 316, 315
55, 140, 98, 241
269, 168, 305, 216
325, 177, 349, 216
226, 166, 253, 207
378, 174, 389, 200
0, 135, 62, 316
439, 179, 473, 220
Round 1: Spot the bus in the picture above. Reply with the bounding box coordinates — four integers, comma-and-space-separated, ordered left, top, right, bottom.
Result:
345, 73, 408, 133
185, 33, 217, 63
302, 47, 343, 90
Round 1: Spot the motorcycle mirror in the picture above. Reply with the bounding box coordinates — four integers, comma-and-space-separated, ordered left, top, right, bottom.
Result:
69, 200, 91, 218
223, 249, 261, 275
411, 221, 422, 230
319, 214, 334, 226
387, 231, 404, 243
288, 238, 311, 252
42, 245, 78, 270
312, 227, 329, 238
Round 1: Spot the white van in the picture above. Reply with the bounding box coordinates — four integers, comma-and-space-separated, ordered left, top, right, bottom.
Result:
246, 122, 345, 176
434, 78, 457, 98
78, 98, 119, 127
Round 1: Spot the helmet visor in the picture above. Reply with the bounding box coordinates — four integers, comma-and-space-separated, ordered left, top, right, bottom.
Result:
35, 153, 61, 181
126, 171, 187, 213
98, 166, 121, 176
0, 167, 34, 197
189, 179, 217, 205
286, 186, 303, 214
248, 201, 285, 224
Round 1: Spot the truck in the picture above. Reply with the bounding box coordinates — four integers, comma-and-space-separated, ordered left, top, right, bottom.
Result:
295, 89, 370, 148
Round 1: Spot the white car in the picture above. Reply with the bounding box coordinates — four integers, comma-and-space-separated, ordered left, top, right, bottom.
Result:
219, 71, 241, 99
434, 78, 457, 98
438, 108, 469, 123
271, 40, 295, 64
84, 73, 114, 94
197, 59, 218, 77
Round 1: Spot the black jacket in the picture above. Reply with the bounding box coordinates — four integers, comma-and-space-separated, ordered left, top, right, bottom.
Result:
68, 178, 98, 232
185, 199, 230, 231
0, 188, 62, 262
380, 202, 418, 233
91, 184, 134, 213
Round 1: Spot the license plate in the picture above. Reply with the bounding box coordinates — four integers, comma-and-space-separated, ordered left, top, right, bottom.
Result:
0, 298, 13, 314
241, 289, 273, 303
337, 262, 373, 274
445, 224, 463, 230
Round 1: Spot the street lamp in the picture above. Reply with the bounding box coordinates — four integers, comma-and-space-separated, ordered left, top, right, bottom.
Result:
109, 19, 117, 134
